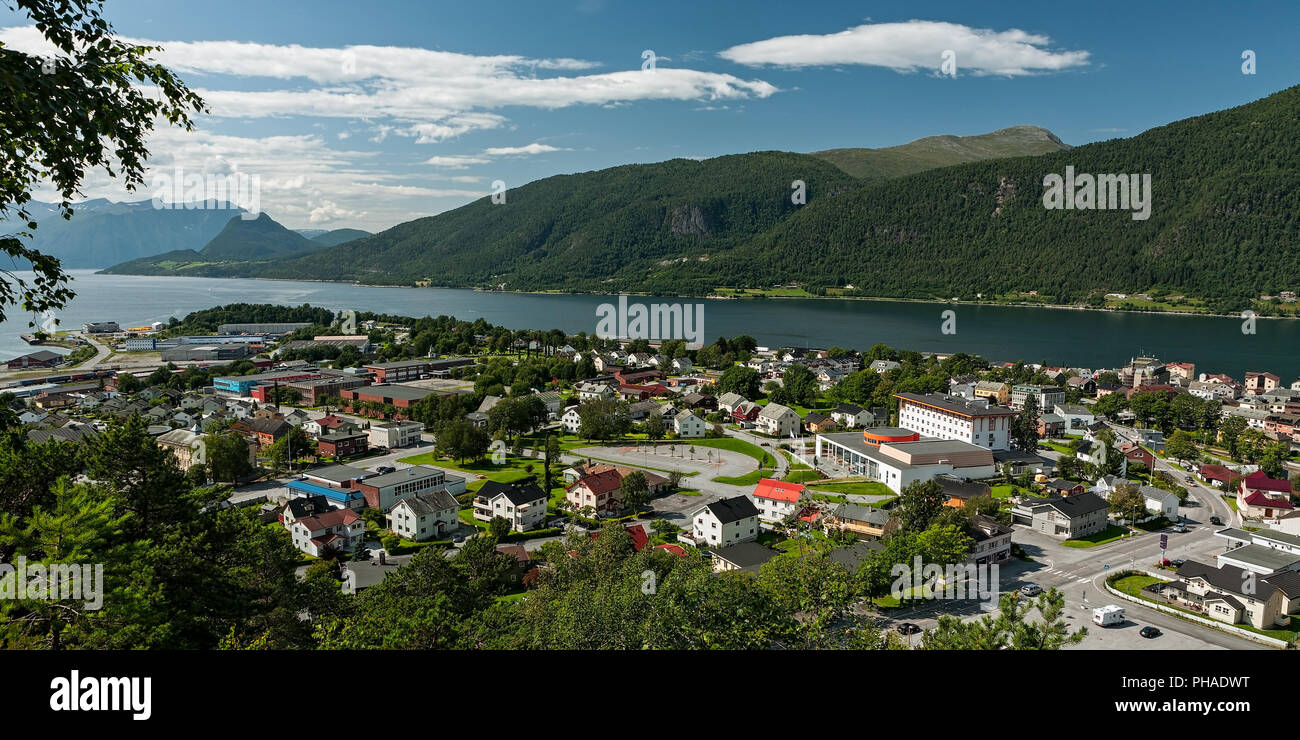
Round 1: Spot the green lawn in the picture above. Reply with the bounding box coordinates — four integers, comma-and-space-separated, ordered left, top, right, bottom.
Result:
1061, 524, 1132, 548
1223, 495, 1239, 512
807, 480, 894, 497
991, 485, 1015, 499
1045, 441, 1074, 455
1111, 574, 1164, 597
780, 449, 812, 470
713, 469, 775, 486
671, 437, 774, 467
782, 469, 825, 484
398, 450, 536, 487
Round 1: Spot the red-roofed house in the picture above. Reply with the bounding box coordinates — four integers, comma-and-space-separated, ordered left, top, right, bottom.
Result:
566, 469, 626, 517
1237, 471, 1295, 519
653, 543, 688, 557
286, 508, 364, 557
752, 478, 805, 523
1198, 463, 1240, 489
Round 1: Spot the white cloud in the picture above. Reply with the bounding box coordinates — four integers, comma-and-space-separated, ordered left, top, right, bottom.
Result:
718, 20, 1089, 76
424, 155, 492, 169
482, 142, 569, 156
0, 26, 777, 140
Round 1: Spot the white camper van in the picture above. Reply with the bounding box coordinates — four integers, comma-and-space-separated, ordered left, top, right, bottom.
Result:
1093, 604, 1125, 627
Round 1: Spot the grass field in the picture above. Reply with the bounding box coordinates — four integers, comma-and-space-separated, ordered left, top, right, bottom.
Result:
713, 469, 774, 486
670, 437, 773, 467
1061, 524, 1132, 548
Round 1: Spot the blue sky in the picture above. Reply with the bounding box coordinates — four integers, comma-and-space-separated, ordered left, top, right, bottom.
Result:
2, 0, 1297, 231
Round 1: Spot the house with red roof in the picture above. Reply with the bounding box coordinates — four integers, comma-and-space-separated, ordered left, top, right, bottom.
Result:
286, 507, 364, 557
1237, 470, 1296, 519
653, 543, 688, 557
566, 469, 626, 518
1197, 463, 1240, 489
751, 478, 806, 523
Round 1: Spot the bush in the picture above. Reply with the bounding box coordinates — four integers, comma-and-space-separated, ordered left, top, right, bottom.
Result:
501, 527, 562, 542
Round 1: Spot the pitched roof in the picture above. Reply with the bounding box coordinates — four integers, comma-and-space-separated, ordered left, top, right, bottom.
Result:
569, 469, 624, 496
709, 542, 779, 571
752, 478, 804, 503
701, 495, 760, 524
478, 480, 547, 506
395, 489, 459, 515
1035, 491, 1109, 516
832, 503, 891, 526
296, 507, 362, 531
758, 402, 796, 420
1240, 490, 1294, 509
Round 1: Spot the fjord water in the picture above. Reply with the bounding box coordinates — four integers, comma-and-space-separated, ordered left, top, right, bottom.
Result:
2, 270, 1297, 381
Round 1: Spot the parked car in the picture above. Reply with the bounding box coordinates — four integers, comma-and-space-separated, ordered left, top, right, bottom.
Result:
896, 622, 922, 635
1019, 584, 1044, 597
1139, 626, 1162, 639
1172, 523, 1188, 533
375, 465, 396, 475
1184, 476, 1195, 484
1210, 516, 1223, 526
1170, 559, 1185, 568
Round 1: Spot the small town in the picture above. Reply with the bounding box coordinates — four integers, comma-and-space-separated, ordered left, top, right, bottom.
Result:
5, 307, 1299, 651
4, 0, 1297, 724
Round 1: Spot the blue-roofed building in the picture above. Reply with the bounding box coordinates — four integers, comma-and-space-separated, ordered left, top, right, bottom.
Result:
287, 479, 365, 509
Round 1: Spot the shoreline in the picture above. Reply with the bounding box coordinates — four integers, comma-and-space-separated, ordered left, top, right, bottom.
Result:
88, 269, 1297, 321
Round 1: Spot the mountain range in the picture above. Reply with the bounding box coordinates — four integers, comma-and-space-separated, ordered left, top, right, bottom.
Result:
98, 86, 1300, 308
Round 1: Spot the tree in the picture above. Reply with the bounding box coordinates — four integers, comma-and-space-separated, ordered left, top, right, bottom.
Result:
1107, 478, 1149, 520
266, 425, 316, 473
923, 588, 1086, 650
619, 471, 650, 513
541, 434, 561, 494
645, 412, 666, 443
205, 431, 253, 488
716, 365, 761, 400
0, 0, 205, 324
1011, 394, 1041, 452
435, 419, 491, 463
488, 516, 512, 540
1164, 430, 1198, 466
894, 479, 946, 532
781, 364, 818, 407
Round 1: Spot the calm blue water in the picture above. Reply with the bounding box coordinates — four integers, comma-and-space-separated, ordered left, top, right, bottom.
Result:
2, 270, 1297, 381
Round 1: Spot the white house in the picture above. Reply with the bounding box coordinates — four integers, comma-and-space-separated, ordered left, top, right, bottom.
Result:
562, 406, 583, 434
287, 508, 365, 556
751, 478, 804, 524
830, 404, 874, 428
756, 402, 800, 437
1139, 485, 1181, 520
386, 490, 459, 541
673, 410, 707, 438
682, 496, 760, 548
472, 481, 549, 531
671, 357, 694, 373
576, 382, 614, 401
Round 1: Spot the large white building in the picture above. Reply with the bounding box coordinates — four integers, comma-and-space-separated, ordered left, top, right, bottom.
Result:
815, 430, 997, 494
368, 420, 424, 449
894, 393, 1016, 451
